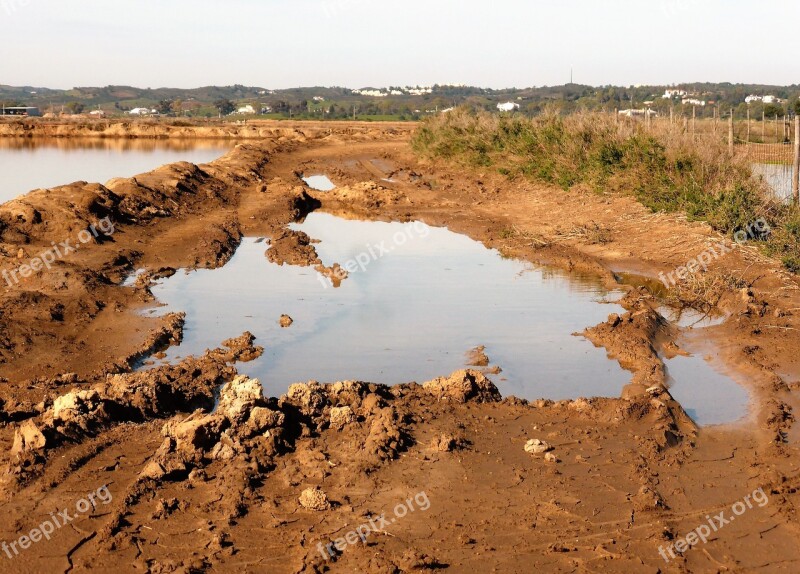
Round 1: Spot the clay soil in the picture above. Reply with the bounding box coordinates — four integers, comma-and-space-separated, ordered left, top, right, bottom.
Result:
1, 121, 800, 573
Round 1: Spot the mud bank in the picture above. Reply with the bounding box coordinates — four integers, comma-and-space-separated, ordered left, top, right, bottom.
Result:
0, 118, 416, 141
1, 126, 800, 572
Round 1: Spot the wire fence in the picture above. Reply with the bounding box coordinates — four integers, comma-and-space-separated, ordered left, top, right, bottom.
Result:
621, 109, 800, 203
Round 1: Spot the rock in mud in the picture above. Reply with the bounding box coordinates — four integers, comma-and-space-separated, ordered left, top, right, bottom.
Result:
217, 375, 265, 422
431, 433, 468, 452
524, 439, 554, 454
10, 420, 47, 456
299, 487, 330, 511
423, 369, 500, 403
282, 381, 327, 417
245, 407, 284, 437
279, 314, 294, 328
329, 405, 356, 429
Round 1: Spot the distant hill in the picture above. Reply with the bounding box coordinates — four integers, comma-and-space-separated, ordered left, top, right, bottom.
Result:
2, 83, 798, 121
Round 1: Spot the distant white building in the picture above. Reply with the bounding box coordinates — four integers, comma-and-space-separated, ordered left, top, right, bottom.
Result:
89, 109, 106, 117
682, 98, 706, 107
127, 108, 150, 115
353, 89, 387, 97
236, 105, 256, 114
745, 95, 782, 104
497, 102, 520, 112
662, 89, 688, 99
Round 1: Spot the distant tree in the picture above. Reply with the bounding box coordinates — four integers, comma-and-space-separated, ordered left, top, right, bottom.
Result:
214, 98, 235, 116
172, 99, 183, 115
764, 102, 785, 118
158, 99, 173, 115
65, 102, 85, 114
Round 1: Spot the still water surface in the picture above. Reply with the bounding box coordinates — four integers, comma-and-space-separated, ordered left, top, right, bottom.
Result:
0, 138, 235, 204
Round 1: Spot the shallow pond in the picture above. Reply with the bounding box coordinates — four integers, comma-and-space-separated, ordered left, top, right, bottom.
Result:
145, 212, 749, 425
0, 138, 235, 204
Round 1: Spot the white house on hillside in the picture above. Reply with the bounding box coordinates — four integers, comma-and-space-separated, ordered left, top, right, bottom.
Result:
662, 89, 687, 99
237, 105, 256, 114
497, 102, 520, 112
746, 95, 782, 104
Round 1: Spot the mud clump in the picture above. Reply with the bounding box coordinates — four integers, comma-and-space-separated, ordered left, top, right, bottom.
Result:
266, 229, 321, 267
422, 369, 501, 403
2, 332, 263, 495
279, 314, 294, 328
299, 487, 330, 511
322, 181, 406, 211
466, 345, 490, 367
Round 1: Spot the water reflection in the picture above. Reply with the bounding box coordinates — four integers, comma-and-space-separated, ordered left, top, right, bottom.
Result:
0, 137, 240, 152
0, 138, 235, 203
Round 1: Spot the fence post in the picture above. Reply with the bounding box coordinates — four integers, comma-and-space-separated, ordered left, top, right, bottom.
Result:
692, 106, 696, 138
746, 108, 750, 143
729, 109, 734, 153
793, 115, 799, 205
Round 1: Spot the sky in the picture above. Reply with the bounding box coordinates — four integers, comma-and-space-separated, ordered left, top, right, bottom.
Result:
1, 0, 799, 90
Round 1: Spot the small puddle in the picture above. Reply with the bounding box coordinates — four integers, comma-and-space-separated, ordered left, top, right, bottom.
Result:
662, 349, 750, 426
302, 174, 336, 191
140, 213, 750, 425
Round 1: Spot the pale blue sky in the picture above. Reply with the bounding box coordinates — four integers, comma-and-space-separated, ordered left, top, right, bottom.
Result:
1, 0, 798, 89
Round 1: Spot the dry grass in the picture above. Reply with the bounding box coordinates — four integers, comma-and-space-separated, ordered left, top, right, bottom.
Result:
413, 108, 799, 275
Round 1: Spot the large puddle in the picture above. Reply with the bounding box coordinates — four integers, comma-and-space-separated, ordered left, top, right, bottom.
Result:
144, 212, 749, 425
0, 138, 236, 204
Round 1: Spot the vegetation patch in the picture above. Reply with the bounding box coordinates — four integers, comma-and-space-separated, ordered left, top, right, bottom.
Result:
412, 109, 798, 272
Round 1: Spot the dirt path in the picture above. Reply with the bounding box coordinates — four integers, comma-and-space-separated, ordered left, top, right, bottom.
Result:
0, 126, 799, 573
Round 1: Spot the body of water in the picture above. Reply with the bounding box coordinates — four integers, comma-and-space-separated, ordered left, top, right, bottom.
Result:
0, 138, 235, 204
142, 212, 749, 425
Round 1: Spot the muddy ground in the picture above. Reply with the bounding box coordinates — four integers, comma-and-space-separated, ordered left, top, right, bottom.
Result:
1, 121, 800, 573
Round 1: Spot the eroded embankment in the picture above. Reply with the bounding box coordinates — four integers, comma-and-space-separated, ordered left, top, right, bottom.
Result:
0, 118, 416, 141
0, 129, 798, 573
